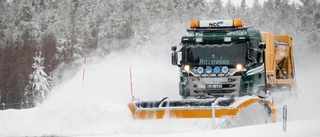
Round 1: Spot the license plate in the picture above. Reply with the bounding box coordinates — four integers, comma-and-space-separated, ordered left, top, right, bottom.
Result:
206, 84, 222, 89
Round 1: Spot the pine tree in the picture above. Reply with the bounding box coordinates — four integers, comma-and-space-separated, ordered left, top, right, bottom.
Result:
225, 0, 236, 18
250, 0, 263, 28
241, 0, 247, 10
211, 0, 223, 18
24, 52, 52, 106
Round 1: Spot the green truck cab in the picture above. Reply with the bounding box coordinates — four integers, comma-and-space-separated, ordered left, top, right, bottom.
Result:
171, 20, 266, 99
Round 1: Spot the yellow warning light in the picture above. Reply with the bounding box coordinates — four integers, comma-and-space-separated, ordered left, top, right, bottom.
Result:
233, 19, 243, 27
190, 20, 199, 28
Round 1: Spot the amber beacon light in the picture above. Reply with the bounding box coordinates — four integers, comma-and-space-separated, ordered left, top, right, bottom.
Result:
190, 20, 199, 28
233, 19, 243, 27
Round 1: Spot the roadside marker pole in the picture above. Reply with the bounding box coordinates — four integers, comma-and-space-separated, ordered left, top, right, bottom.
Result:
283, 105, 287, 132
212, 102, 216, 130
82, 55, 86, 86
129, 66, 134, 100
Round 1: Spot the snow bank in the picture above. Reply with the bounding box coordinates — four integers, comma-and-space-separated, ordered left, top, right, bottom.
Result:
160, 119, 320, 137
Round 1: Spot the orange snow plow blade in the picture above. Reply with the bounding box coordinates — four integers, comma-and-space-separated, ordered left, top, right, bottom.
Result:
128, 96, 276, 122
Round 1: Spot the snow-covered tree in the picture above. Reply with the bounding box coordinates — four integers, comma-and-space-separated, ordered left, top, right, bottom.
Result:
24, 52, 52, 106
210, 0, 223, 18
56, 36, 82, 63
225, 0, 236, 18
0, 88, 2, 102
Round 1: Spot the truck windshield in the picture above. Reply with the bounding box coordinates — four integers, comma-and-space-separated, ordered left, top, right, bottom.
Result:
182, 42, 249, 66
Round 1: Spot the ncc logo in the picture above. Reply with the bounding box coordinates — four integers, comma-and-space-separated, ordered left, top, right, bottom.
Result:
209, 21, 223, 27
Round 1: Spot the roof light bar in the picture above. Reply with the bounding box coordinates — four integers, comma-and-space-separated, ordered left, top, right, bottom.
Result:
190, 19, 244, 28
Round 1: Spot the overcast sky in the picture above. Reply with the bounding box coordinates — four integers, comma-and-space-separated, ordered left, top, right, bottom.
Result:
225, 0, 303, 7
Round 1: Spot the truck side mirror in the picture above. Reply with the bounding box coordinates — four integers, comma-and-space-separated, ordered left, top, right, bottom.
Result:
259, 42, 266, 49
171, 46, 177, 52
172, 51, 178, 66
256, 43, 265, 63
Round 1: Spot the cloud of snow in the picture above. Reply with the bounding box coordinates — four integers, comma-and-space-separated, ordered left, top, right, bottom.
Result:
9, 33, 195, 136
282, 64, 320, 121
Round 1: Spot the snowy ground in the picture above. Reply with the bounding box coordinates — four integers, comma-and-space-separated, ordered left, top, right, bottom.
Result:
0, 45, 320, 137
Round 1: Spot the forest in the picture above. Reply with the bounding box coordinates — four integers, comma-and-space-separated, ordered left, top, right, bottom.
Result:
0, 0, 319, 107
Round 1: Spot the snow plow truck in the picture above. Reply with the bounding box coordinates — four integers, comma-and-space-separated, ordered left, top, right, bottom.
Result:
128, 19, 297, 122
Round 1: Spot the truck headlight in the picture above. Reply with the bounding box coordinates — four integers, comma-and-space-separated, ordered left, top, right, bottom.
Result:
183, 65, 190, 72
236, 64, 243, 71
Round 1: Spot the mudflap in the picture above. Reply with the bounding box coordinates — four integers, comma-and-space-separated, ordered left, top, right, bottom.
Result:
127, 96, 276, 122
